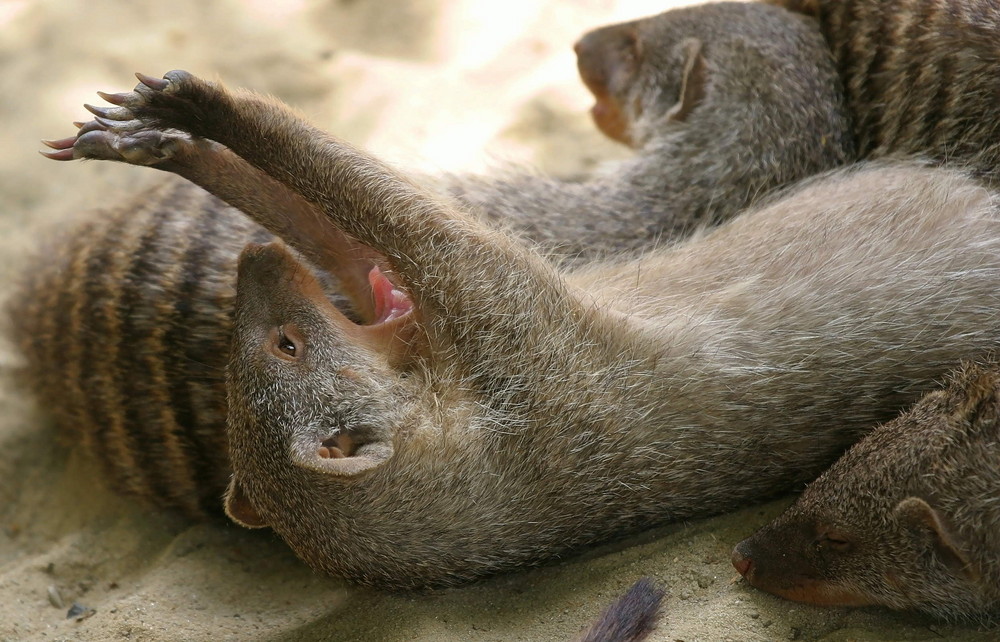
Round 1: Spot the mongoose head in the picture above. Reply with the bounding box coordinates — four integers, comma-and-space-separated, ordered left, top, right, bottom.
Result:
732, 363, 1000, 620
575, 7, 707, 148
223, 241, 424, 540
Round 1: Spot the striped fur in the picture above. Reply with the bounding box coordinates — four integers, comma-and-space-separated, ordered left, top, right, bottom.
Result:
771, 0, 1000, 180
10, 180, 267, 517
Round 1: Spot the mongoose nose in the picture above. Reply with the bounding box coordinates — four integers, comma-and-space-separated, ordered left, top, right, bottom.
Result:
731, 546, 753, 577
574, 31, 601, 76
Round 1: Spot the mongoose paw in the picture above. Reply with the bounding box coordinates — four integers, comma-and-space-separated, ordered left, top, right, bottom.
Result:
41, 120, 194, 167
123, 70, 215, 135
40, 70, 215, 162
41, 70, 215, 165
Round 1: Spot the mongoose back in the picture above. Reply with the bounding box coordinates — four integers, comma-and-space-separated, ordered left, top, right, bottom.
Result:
46, 68, 1000, 588
732, 360, 1000, 623
768, 0, 1000, 181
20, 2, 852, 518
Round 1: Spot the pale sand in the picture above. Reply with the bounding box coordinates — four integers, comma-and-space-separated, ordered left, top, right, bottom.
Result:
0, 1, 996, 640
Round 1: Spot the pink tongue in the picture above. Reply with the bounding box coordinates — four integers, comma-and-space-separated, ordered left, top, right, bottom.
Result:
369, 266, 413, 324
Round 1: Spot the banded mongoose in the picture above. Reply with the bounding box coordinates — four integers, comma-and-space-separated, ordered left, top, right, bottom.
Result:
451, 1, 853, 253
45, 68, 1000, 589
20, 2, 852, 518
768, 0, 1000, 182
732, 360, 1000, 623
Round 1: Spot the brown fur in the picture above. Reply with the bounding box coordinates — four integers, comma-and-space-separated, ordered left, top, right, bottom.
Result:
768, 0, 1000, 182
733, 360, 1000, 622
19, 2, 852, 517
9, 183, 258, 517
49, 67, 1000, 589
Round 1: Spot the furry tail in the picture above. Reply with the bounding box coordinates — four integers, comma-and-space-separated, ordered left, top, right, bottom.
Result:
578, 577, 666, 642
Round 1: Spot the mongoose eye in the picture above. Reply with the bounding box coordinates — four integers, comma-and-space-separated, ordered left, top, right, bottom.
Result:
817, 531, 853, 553
278, 333, 296, 356
270, 325, 303, 360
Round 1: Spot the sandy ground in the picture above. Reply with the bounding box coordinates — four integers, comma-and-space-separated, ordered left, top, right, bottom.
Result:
0, 1, 997, 640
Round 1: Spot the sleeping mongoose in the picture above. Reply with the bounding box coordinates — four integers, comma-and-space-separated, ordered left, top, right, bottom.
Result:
733, 360, 1000, 623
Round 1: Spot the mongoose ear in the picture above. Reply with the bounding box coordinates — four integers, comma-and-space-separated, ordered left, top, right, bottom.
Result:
665, 38, 707, 123
291, 436, 395, 478
951, 366, 999, 420
893, 496, 977, 580
224, 476, 269, 529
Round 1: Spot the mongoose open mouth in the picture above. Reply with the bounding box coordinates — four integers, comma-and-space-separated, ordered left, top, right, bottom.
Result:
369, 266, 413, 324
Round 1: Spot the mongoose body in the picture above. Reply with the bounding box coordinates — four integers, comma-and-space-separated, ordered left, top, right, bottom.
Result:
769, 0, 1000, 181
46, 68, 1000, 588
20, 2, 852, 517
732, 361, 1000, 622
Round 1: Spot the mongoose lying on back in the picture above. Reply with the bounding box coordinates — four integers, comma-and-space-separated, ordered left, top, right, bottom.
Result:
768, 0, 1000, 181
732, 360, 1000, 622
45, 67, 1000, 588
20, 2, 852, 518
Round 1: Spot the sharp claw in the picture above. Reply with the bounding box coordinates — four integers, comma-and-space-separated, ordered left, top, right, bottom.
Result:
96, 90, 132, 106
84, 103, 132, 120
93, 115, 131, 128
77, 120, 108, 135
39, 148, 76, 161
135, 72, 168, 90
72, 121, 85, 129
40, 136, 77, 150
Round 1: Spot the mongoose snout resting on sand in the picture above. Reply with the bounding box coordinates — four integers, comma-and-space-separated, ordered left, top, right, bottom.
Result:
42, 67, 1000, 588
21, 2, 852, 518
732, 361, 1000, 622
